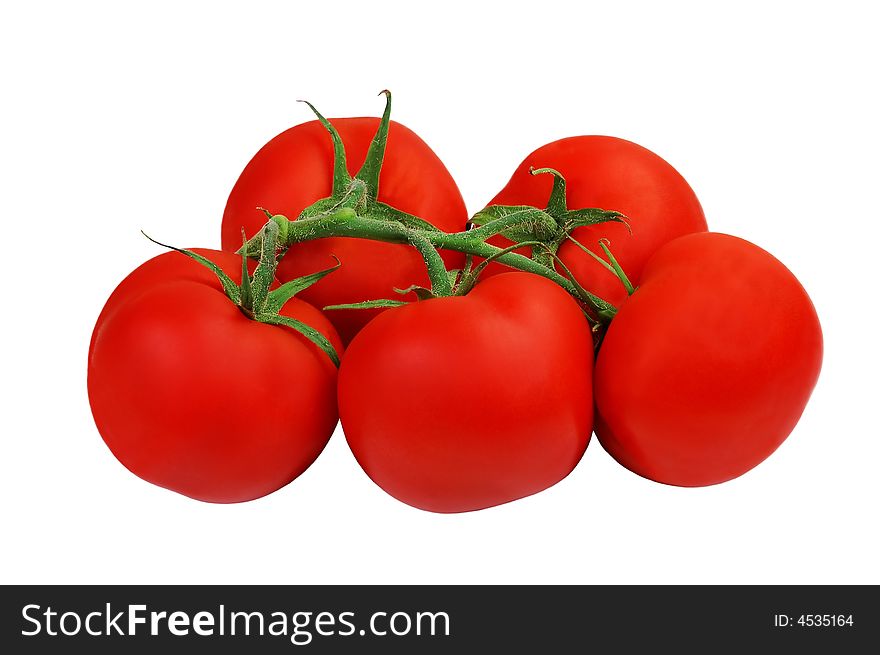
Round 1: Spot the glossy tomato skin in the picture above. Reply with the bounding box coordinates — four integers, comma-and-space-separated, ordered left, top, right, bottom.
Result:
488, 136, 707, 307
338, 272, 594, 513
88, 249, 343, 503
594, 233, 822, 487
90, 248, 253, 353
222, 118, 468, 344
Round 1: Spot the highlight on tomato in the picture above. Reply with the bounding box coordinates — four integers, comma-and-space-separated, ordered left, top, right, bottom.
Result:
593, 232, 823, 487
88, 224, 343, 503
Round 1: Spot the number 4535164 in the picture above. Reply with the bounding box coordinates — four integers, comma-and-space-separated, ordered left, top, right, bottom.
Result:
773, 614, 854, 628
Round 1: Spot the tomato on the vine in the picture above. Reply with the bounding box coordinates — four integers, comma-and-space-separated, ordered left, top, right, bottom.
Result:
594, 232, 822, 486
486, 136, 707, 307
222, 114, 468, 343
338, 272, 594, 513
88, 248, 343, 503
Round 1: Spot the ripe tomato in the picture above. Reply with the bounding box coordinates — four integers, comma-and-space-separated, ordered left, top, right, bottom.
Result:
338, 272, 594, 513
222, 118, 468, 343
88, 249, 343, 503
594, 233, 822, 486
91, 248, 254, 348
487, 136, 707, 307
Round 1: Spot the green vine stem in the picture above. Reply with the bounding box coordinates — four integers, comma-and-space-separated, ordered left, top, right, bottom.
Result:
242, 212, 618, 324
236, 91, 626, 327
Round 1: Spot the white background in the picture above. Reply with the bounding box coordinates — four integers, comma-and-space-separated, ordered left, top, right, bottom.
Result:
2, 1, 877, 585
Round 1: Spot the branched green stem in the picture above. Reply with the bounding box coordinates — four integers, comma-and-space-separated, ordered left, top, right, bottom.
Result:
242, 211, 617, 323
406, 230, 453, 296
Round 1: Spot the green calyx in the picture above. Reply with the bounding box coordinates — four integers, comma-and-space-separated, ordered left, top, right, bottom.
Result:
296, 91, 440, 233
250, 90, 461, 308
239, 92, 623, 328
471, 167, 629, 266
143, 222, 341, 367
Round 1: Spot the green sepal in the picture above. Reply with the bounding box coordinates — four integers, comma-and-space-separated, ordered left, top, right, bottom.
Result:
143, 227, 342, 368
264, 256, 341, 314
394, 285, 436, 301
141, 231, 241, 304
470, 205, 559, 243
561, 208, 629, 233
299, 99, 351, 196
565, 234, 617, 275
597, 239, 635, 295
324, 299, 409, 311
528, 167, 630, 236
354, 90, 392, 198
257, 313, 340, 367
565, 235, 635, 296
530, 167, 567, 215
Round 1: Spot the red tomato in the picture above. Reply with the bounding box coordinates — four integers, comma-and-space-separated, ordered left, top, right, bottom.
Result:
222, 118, 468, 343
338, 273, 594, 513
91, 248, 255, 350
487, 136, 707, 307
594, 233, 822, 486
88, 249, 343, 503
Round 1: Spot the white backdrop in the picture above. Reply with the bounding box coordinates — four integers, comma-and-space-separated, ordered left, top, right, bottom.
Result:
2, 0, 877, 584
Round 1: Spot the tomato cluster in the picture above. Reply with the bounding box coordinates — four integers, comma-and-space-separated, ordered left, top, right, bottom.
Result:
88, 94, 822, 511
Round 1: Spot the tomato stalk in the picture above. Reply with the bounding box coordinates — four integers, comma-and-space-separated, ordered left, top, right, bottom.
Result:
238, 92, 630, 326
243, 209, 618, 324
470, 166, 631, 265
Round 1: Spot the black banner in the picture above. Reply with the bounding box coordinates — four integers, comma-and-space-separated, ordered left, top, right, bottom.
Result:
1, 585, 875, 653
